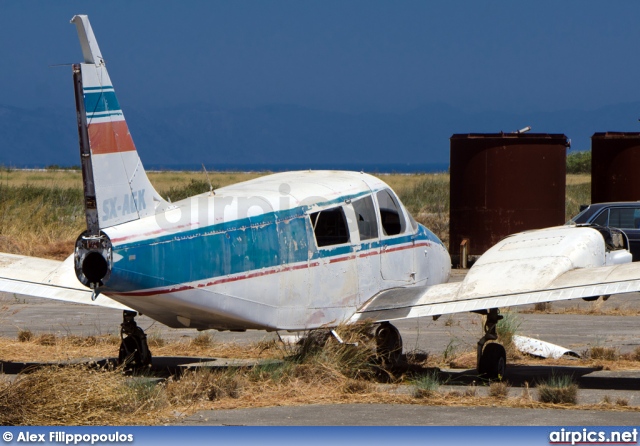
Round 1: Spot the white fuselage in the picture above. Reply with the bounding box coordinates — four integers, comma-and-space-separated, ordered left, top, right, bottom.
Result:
96, 171, 451, 331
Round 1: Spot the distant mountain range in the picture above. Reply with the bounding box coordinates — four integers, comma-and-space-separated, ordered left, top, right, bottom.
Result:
1, 101, 639, 170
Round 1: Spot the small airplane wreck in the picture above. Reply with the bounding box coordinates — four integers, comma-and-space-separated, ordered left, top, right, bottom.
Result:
1, 15, 639, 379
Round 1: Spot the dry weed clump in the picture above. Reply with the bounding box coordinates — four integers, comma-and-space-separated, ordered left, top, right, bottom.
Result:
533, 302, 552, 313
192, 332, 214, 348
537, 375, 578, 405
164, 369, 246, 405
616, 398, 629, 407
35, 334, 57, 346
0, 365, 158, 425
599, 395, 627, 407
488, 381, 510, 399
17, 329, 33, 343
586, 346, 619, 361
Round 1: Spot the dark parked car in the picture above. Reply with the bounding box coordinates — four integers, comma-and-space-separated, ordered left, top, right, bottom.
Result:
568, 202, 640, 261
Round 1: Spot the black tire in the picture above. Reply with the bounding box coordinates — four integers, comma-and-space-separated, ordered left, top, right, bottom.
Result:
118, 335, 152, 369
375, 322, 403, 366
478, 342, 506, 379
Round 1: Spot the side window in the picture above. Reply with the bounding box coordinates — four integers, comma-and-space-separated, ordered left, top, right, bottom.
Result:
376, 189, 406, 236
352, 195, 378, 241
309, 206, 350, 247
608, 208, 640, 229
592, 209, 609, 226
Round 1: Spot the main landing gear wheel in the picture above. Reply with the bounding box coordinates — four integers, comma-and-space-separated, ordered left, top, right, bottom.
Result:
118, 310, 152, 370
375, 322, 402, 367
478, 343, 506, 379
476, 308, 506, 380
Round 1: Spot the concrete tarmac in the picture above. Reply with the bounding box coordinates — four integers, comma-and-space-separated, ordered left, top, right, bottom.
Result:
178, 404, 640, 426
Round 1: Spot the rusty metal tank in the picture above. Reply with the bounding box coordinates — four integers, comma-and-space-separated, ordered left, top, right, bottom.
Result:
449, 133, 568, 265
591, 132, 640, 203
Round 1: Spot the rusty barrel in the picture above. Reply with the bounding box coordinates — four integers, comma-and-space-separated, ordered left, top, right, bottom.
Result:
449, 133, 568, 265
592, 132, 640, 203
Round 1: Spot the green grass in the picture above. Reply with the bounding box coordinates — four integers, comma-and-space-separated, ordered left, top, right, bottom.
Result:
412, 370, 442, 398
496, 311, 521, 349
565, 182, 591, 221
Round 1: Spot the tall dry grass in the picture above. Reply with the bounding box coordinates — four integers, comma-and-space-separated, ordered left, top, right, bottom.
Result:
0, 365, 158, 425
0, 324, 383, 424
0, 183, 85, 259
397, 174, 450, 245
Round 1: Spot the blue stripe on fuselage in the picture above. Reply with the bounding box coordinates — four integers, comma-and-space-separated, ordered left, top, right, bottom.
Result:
104, 192, 443, 293
107, 209, 310, 292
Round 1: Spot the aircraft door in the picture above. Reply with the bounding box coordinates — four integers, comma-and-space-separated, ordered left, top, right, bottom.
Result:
407, 212, 429, 285
307, 204, 358, 312
376, 189, 415, 285
351, 195, 381, 307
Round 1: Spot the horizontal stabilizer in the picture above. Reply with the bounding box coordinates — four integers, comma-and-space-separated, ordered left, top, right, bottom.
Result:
0, 252, 131, 311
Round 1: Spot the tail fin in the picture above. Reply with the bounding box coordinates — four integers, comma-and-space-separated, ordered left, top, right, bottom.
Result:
71, 15, 166, 229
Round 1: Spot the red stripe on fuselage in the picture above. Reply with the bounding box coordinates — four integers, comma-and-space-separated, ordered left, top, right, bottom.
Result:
114, 240, 433, 297
117, 261, 321, 297
88, 120, 136, 154
384, 241, 431, 254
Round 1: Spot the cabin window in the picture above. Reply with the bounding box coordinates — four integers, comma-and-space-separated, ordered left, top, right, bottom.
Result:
310, 206, 350, 247
376, 189, 406, 236
352, 196, 378, 241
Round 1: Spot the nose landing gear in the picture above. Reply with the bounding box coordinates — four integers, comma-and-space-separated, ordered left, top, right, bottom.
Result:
118, 310, 152, 370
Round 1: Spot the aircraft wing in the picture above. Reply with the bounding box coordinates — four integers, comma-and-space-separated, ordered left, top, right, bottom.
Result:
350, 262, 640, 323
351, 226, 640, 323
0, 252, 131, 311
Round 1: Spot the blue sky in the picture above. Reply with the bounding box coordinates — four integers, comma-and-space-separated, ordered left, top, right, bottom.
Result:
2, 1, 640, 116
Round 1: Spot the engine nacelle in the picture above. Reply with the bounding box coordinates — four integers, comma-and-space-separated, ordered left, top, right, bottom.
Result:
74, 230, 112, 289
459, 225, 632, 299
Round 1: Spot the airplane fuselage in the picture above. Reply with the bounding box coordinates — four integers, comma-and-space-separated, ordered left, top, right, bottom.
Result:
96, 170, 451, 331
